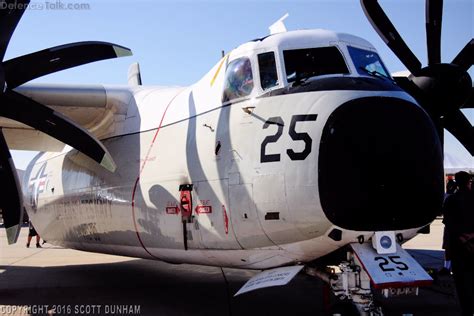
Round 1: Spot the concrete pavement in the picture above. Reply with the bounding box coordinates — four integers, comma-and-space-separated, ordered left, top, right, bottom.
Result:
0, 219, 463, 315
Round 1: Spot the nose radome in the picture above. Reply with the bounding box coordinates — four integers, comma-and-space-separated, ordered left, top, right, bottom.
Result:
318, 97, 444, 231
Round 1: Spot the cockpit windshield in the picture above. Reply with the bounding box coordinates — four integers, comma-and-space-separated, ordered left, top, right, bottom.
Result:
348, 46, 391, 80
284, 47, 349, 84
222, 57, 254, 103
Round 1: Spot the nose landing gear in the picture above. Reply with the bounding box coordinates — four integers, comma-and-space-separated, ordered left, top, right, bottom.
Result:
305, 241, 432, 315
305, 259, 382, 316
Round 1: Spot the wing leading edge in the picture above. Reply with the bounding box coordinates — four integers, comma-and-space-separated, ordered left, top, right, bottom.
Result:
1, 83, 133, 152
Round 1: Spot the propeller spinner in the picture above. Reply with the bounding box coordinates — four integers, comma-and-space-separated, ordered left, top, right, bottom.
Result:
361, 0, 474, 155
0, 0, 132, 243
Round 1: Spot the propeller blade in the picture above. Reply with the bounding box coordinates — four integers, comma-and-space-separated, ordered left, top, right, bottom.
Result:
3, 41, 132, 89
0, 128, 24, 244
360, 0, 422, 74
452, 39, 474, 71
426, 0, 443, 65
461, 87, 473, 108
443, 109, 474, 156
394, 76, 416, 91
0, 90, 116, 171
393, 76, 427, 104
0, 0, 30, 60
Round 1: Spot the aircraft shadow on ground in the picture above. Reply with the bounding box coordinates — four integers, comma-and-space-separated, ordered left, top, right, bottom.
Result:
0, 259, 328, 316
0, 249, 462, 316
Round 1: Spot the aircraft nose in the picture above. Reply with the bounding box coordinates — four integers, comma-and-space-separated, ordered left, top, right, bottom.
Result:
318, 96, 444, 231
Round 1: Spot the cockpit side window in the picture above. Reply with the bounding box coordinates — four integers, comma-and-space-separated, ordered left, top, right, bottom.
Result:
222, 57, 254, 103
258, 52, 278, 90
348, 46, 390, 79
284, 47, 349, 84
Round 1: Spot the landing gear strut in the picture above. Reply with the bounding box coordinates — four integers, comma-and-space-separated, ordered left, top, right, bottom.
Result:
305, 252, 383, 316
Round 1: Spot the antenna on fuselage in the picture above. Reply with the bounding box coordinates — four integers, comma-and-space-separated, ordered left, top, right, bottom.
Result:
269, 13, 289, 35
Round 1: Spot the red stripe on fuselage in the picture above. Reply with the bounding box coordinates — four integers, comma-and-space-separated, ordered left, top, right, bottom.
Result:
131, 90, 183, 259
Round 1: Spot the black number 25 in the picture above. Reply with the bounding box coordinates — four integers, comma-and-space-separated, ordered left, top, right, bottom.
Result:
374, 256, 409, 272
260, 114, 317, 163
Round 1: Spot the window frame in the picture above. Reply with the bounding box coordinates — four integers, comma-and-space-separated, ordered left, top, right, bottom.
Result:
281, 45, 350, 85
281, 44, 352, 85
257, 51, 280, 91
222, 56, 255, 103
347, 45, 391, 79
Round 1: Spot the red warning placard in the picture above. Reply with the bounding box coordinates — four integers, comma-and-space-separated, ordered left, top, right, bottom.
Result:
195, 205, 212, 214
166, 206, 179, 214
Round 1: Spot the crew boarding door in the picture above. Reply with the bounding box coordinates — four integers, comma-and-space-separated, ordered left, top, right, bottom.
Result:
188, 180, 241, 250
229, 183, 273, 248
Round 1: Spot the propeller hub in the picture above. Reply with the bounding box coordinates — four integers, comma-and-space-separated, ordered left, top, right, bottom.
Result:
409, 63, 472, 115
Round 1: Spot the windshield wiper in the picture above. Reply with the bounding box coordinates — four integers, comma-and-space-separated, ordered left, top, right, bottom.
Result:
292, 74, 318, 87
358, 67, 394, 82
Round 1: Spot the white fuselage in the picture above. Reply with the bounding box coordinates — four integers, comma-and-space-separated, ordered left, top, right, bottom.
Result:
23, 87, 419, 269
22, 29, 425, 269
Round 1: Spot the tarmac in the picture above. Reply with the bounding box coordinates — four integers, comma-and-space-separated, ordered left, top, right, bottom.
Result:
0, 219, 463, 315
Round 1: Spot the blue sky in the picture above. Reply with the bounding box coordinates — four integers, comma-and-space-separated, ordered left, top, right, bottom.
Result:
7, 0, 473, 169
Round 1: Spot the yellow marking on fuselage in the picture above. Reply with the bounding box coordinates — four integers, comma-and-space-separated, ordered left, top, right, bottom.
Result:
210, 53, 230, 87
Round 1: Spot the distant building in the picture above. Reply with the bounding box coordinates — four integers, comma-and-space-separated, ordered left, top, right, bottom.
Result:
444, 152, 474, 174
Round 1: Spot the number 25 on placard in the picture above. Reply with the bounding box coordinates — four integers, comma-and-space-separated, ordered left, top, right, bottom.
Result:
374, 256, 409, 272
